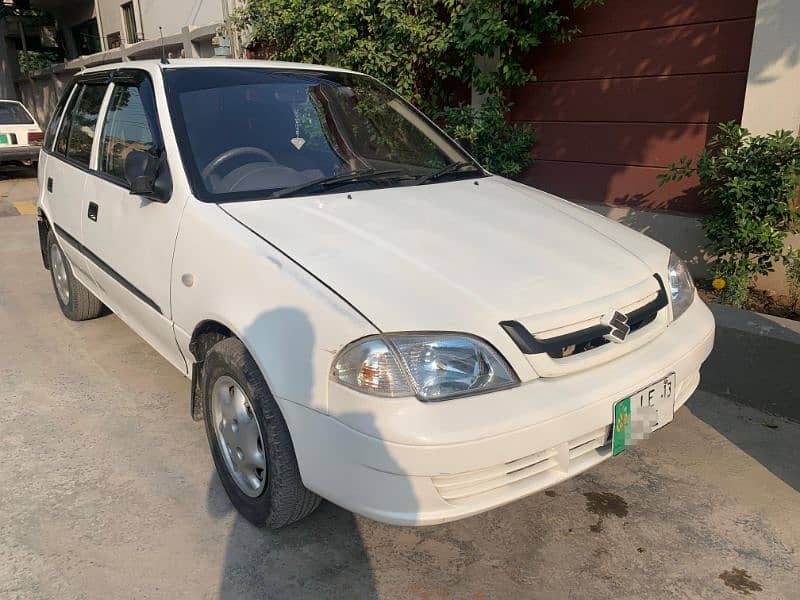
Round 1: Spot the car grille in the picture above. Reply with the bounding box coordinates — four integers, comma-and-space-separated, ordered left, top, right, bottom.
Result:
501, 274, 668, 360
432, 426, 611, 505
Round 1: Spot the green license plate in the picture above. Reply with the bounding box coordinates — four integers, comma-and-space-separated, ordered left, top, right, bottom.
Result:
612, 397, 631, 456
0, 133, 8, 144
612, 374, 676, 456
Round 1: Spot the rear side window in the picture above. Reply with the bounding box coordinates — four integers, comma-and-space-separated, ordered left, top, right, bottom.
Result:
55, 84, 81, 156
98, 82, 158, 182
56, 83, 107, 167
0, 101, 34, 125
44, 84, 75, 150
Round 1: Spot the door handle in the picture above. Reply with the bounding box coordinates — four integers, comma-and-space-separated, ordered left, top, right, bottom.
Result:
47, 177, 53, 193
88, 202, 99, 222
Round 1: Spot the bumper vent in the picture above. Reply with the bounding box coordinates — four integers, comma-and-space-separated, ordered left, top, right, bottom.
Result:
432, 426, 611, 505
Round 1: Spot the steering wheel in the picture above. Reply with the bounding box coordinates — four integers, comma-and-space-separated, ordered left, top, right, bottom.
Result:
201, 146, 276, 181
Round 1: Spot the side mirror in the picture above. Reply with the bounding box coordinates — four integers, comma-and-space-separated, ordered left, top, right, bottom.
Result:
123, 149, 171, 203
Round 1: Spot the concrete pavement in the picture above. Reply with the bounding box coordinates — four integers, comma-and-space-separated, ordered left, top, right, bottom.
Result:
0, 166, 37, 216
1, 174, 799, 599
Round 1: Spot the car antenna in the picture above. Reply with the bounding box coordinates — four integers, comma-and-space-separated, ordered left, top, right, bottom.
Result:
159, 27, 169, 64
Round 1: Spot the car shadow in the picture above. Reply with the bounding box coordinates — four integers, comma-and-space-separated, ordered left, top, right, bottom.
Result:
685, 391, 800, 493
690, 308, 800, 493
207, 477, 378, 599
699, 308, 800, 421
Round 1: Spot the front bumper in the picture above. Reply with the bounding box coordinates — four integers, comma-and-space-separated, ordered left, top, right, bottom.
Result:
279, 297, 715, 526
0, 145, 40, 163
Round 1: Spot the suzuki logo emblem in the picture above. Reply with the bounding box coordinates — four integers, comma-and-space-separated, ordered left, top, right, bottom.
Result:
601, 309, 630, 343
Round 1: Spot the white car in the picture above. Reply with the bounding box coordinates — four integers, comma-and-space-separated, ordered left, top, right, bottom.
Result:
0, 99, 43, 167
36, 59, 714, 528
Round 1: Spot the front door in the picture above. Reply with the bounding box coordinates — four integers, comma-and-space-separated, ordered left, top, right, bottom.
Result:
82, 71, 187, 372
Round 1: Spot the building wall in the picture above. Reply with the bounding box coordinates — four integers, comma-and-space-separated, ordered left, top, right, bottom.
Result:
509, 0, 758, 214
740, 0, 800, 135
16, 71, 72, 127
0, 20, 19, 100
138, 0, 223, 42
97, 1, 123, 46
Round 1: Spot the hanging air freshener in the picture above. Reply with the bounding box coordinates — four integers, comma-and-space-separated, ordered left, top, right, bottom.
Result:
290, 107, 306, 149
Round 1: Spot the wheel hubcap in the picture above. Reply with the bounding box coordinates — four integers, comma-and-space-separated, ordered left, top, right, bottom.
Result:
211, 376, 267, 497
50, 243, 69, 305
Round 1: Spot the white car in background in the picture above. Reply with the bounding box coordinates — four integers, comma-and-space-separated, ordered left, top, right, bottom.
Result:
0, 99, 43, 167
36, 60, 715, 528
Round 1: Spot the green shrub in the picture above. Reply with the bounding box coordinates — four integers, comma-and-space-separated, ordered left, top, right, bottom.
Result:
441, 94, 535, 177
18, 50, 59, 75
659, 122, 800, 307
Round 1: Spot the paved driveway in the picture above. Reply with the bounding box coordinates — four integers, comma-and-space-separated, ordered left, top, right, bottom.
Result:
1, 174, 798, 599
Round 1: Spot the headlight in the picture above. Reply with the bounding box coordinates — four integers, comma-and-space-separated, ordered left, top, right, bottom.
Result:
668, 252, 695, 320
331, 333, 519, 401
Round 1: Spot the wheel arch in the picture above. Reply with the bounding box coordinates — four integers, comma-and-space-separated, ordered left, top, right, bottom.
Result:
37, 208, 52, 270
188, 318, 289, 429
189, 318, 236, 422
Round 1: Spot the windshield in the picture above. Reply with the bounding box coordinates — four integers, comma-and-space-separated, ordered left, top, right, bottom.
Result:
0, 101, 35, 125
164, 68, 482, 202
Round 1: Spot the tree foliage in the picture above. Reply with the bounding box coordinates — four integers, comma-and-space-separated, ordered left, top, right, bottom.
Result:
231, 0, 600, 111
17, 50, 58, 75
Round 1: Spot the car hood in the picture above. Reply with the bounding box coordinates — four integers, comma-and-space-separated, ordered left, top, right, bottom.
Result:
221, 176, 667, 332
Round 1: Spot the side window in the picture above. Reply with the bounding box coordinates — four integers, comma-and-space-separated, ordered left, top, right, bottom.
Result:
54, 84, 82, 156
44, 83, 74, 151
98, 81, 158, 182
64, 84, 107, 167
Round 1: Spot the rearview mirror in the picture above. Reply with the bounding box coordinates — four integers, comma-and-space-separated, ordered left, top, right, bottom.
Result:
123, 150, 172, 203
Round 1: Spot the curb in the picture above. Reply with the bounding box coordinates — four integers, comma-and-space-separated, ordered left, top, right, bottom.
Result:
700, 303, 799, 421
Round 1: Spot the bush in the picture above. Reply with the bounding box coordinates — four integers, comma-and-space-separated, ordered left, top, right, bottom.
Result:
442, 95, 535, 177
18, 50, 59, 75
659, 122, 800, 307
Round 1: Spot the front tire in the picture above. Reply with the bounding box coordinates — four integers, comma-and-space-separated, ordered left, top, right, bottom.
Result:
202, 337, 320, 528
46, 230, 105, 321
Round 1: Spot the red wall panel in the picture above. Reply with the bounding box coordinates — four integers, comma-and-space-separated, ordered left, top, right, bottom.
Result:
529, 20, 755, 81
567, 0, 757, 37
510, 0, 757, 213
511, 73, 747, 124
521, 161, 701, 213
532, 122, 715, 167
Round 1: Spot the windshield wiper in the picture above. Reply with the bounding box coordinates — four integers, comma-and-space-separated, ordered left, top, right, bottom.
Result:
415, 161, 483, 186
270, 169, 411, 199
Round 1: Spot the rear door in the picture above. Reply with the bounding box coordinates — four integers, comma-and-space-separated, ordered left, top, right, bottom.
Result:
81, 69, 187, 371
44, 81, 108, 283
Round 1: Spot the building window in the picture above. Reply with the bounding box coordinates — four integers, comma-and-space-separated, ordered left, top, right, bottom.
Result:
71, 19, 102, 56
107, 32, 122, 49
122, 2, 138, 44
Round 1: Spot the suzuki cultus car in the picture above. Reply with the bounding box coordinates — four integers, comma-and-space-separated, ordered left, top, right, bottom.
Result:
36, 60, 714, 528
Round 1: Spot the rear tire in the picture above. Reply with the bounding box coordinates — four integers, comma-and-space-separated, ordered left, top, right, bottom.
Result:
46, 230, 105, 321
202, 337, 321, 528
